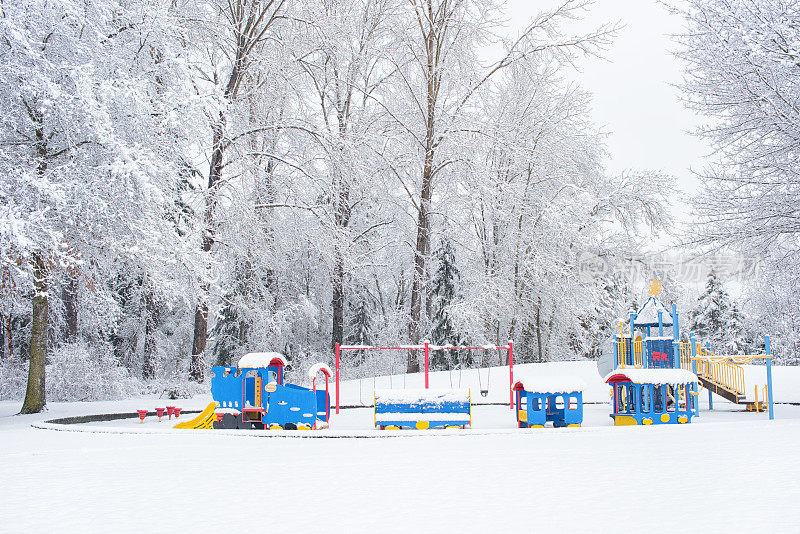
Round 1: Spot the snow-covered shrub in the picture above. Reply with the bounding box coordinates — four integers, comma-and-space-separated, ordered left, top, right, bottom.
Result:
0, 356, 28, 400
46, 342, 143, 402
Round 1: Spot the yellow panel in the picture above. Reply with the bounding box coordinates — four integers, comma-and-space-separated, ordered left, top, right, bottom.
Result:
660, 413, 670, 423
530, 425, 544, 428
678, 416, 688, 424
518, 409, 527, 423
384, 425, 400, 430
567, 424, 581, 427
614, 415, 638, 426
415, 421, 430, 430
642, 418, 653, 425
254, 377, 262, 408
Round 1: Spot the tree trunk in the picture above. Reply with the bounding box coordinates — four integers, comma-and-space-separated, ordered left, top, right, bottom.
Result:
190, 114, 224, 382
190, 304, 207, 381
536, 299, 543, 364
331, 250, 345, 351
62, 277, 78, 343
143, 290, 157, 379
20, 253, 48, 414
0, 314, 5, 360
408, 158, 433, 372
407, 8, 440, 373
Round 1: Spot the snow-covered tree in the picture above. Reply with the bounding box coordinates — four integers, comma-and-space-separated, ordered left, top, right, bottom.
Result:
384, 0, 615, 371
0, 0, 202, 411
689, 270, 729, 342
688, 269, 753, 353
674, 0, 800, 260
187, 0, 289, 381
430, 238, 466, 369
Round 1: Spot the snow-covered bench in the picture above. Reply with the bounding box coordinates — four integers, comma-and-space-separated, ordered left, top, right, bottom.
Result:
373, 389, 471, 429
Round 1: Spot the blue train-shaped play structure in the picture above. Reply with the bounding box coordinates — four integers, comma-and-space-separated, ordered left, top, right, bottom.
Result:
211, 353, 332, 430
512, 377, 584, 428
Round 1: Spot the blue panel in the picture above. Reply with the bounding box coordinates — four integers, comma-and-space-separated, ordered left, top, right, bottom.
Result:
646, 338, 674, 369
316, 389, 330, 422
374, 401, 470, 414
263, 383, 317, 426
211, 366, 243, 409
526, 393, 546, 426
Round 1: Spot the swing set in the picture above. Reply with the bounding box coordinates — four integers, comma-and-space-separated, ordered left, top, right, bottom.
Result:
334, 341, 514, 414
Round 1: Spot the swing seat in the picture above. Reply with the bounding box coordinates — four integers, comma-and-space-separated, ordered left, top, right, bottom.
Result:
480, 389, 488, 397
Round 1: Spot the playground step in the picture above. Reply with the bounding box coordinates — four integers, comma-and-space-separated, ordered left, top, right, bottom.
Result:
698, 376, 746, 404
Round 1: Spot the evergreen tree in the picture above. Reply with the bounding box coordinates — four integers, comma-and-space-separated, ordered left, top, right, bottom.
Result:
430, 239, 467, 369
723, 301, 752, 354
689, 269, 752, 352
346, 285, 374, 367
210, 296, 247, 367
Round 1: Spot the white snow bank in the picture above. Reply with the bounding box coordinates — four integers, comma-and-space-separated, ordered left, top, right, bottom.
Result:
514, 375, 585, 394
604, 368, 697, 384
308, 362, 333, 380
374, 388, 470, 404
238, 352, 287, 369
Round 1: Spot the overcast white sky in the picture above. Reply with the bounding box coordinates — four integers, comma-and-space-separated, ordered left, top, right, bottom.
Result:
504, 0, 710, 225
502, 1, 716, 297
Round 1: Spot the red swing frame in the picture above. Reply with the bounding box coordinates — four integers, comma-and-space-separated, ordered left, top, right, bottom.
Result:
333, 341, 514, 414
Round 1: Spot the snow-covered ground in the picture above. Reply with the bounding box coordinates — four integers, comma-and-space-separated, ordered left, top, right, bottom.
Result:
2, 362, 800, 532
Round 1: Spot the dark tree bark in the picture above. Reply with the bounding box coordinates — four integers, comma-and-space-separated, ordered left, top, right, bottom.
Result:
407, 3, 440, 372
62, 277, 78, 343
143, 290, 157, 379
0, 314, 5, 360
21, 97, 49, 414
190, 0, 285, 381
20, 252, 48, 414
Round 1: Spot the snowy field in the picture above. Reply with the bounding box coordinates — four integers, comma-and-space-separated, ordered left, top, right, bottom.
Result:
2, 362, 800, 532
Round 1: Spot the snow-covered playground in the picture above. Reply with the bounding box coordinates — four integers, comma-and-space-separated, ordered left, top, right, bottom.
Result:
3, 361, 800, 533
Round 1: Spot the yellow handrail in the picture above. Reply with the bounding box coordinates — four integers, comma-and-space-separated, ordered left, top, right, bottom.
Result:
633, 339, 643, 369
694, 349, 746, 397
678, 342, 692, 370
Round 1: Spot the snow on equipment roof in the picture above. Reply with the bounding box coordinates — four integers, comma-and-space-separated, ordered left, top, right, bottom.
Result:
513, 376, 586, 394
308, 362, 333, 380
633, 297, 673, 327
373, 389, 470, 403
237, 352, 287, 369
604, 368, 698, 385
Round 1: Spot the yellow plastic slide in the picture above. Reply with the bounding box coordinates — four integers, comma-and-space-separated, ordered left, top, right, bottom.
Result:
174, 402, 217, 430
